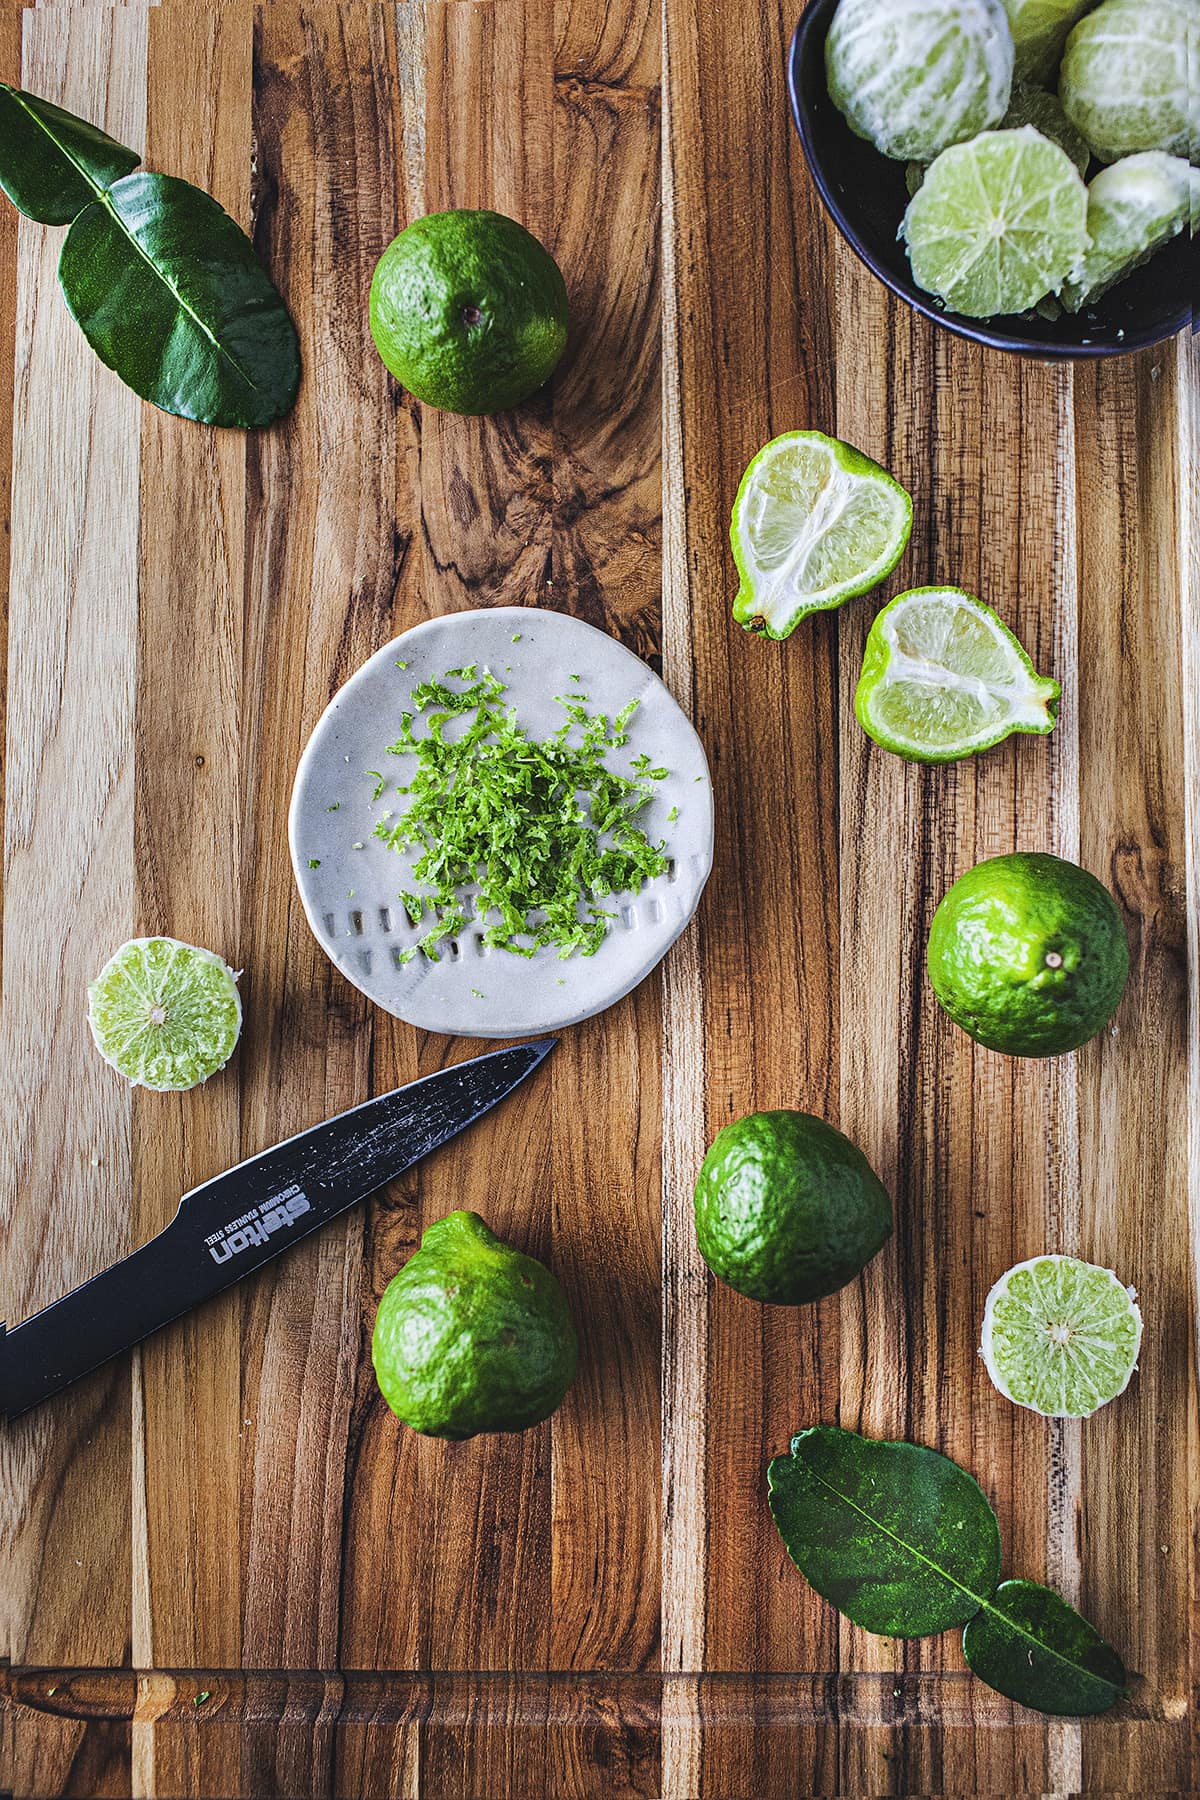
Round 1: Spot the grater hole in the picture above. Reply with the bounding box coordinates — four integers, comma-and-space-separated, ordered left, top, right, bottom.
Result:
357, 949, 372, 975
645, 898, 664, 925
620, 905, 638, 929
666, 858, 679, 883
323, 912, 337, 937
350, 911, 364, 936
378, 906, 393, 933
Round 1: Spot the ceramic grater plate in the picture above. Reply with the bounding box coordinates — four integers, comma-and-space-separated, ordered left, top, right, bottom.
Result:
288, 606, 713, 1038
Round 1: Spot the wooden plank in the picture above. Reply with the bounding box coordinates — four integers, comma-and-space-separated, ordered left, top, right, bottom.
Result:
0, 3, 148, 1675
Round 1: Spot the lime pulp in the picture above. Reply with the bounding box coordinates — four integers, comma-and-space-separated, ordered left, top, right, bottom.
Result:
87, 936, 242, 1091
980, 1254, 1142, 1416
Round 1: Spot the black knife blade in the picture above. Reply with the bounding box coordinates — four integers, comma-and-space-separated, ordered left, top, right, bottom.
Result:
0, 1038, 555, 1419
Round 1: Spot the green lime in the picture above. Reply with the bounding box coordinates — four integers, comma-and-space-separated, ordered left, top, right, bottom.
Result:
1001, 0, 1098, 84
1060, 0, 1195, 165
371, 1211, 576, 1439
1063, 152, 1191, 310
368, 210, 568, 416
87, 937, 242, 1092
981, 1254, 1142, 1416
903, 127, 1090, 317
927, 852, 1129, 1057
731, 432, 912, 640
826, 0, 1014, 164
854, 586, 1059, 763
694, 1112, 893, 1306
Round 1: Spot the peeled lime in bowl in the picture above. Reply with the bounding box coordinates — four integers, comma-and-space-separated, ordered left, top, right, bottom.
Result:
826, 0, 1014, 164
1059, 0, 1197, 165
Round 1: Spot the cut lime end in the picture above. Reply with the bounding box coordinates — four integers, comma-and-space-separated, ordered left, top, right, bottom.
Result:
1063, 152, 1191, 312
981, 1255, 1143, 1417
902, 126, 1091, 318
731, 431, 913, 640
88, 936, 242, 1092
855, 586, 1059, 762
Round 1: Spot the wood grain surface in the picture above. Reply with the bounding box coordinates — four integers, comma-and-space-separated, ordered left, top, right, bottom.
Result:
0, 3, 1195, 1797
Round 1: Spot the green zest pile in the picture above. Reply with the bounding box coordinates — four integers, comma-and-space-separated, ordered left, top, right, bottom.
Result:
373, 666, 671, 962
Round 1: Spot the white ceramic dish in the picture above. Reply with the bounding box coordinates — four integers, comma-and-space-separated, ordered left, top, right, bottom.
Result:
288, 607, 713, 1038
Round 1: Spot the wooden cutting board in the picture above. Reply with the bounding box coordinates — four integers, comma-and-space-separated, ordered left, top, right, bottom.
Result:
0, 4, 1195, 1796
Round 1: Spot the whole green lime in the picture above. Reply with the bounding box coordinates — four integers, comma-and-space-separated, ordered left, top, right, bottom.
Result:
694, 1112, 893, 1305
927, 852, 1129, 1057
371, 1211, 576, 1439
368, 209, 568, 415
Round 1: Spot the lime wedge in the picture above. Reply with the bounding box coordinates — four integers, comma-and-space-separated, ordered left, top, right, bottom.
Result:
826, 0, 1014, 164
1001, 0, 1099, 84
980, 1255, 1142, 1417
1063, 152, 1191, 310
1060, 0, 1196, 165
854, 586, 1059, 762
731, 432, 912, 640
902, 127, 1090, 317
88, 936, 242, 1091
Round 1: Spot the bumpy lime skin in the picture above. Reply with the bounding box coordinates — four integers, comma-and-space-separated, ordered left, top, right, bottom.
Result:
372, 1211, 577, 1439
693, 1112, 893, 1306
368, 210, 568, 416
927, 852, 1130, 1058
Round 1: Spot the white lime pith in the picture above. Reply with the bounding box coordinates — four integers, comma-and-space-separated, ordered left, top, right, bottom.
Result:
902, 127, 1091, 318
731, 432, 912, 640
87, 936, 242, 1092
826, 0, 1014, 164
1059, 0, 1197, 166
854, 586, 1059, 762
1063, 153, 1192, 310
980, 1254, 1142, 1417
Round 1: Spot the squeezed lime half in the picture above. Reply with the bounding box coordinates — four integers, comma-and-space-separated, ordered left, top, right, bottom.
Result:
731, 431, 912, 639
981, 1254, 1143, 1416
88, 937, 242, 1091
854, 586, 1059, 762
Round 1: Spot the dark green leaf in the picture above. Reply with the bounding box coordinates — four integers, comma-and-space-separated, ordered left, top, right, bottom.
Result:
767, 1426, 1001, 1637
58, 172, 300, 428
0, 84, 139, 225
963, 1580, 1127, 1716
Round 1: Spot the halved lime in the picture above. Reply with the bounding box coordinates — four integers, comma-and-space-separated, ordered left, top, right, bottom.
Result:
826, 0, 1014, 164
1001, 0, 1099, 84
1060, 0, 1196, 166
88, 937, 242, 1091
1063, 152, 1191, 310
731, 432, 912, 640
902, 127, 1090, 317
854, 587, 1059, 762
981, 1255, 1142, 1417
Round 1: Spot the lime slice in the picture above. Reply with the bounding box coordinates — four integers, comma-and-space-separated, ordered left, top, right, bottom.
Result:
88, 937, 242, 1091
1063, 152, 1191, 310
1001, 0, 1099, 84
1001, 81, 1092, 176
854, 586, 1059, 762
902, 127, 1091, 317
826, 0, 1014, 164
980, 1255, 1142, 1417
731, 432, 912, 640
1060, 0, 1196, 166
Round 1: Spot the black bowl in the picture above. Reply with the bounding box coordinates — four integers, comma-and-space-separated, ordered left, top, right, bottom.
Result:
788, 0, 1194, 359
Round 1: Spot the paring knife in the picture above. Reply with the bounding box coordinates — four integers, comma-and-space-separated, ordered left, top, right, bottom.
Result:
0, 1038, 555, 1420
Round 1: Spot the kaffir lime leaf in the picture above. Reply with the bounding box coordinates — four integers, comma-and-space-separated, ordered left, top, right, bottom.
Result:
1063, 151, 1192, 309
87, 937, 242, 1091
854, 586, 1059, 762
826, 0, 1014, 163
902, 127, 1090, 316
980, 1254, 1142, 1416
1059, 0, 1197, 165
731, 431, 912, 639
